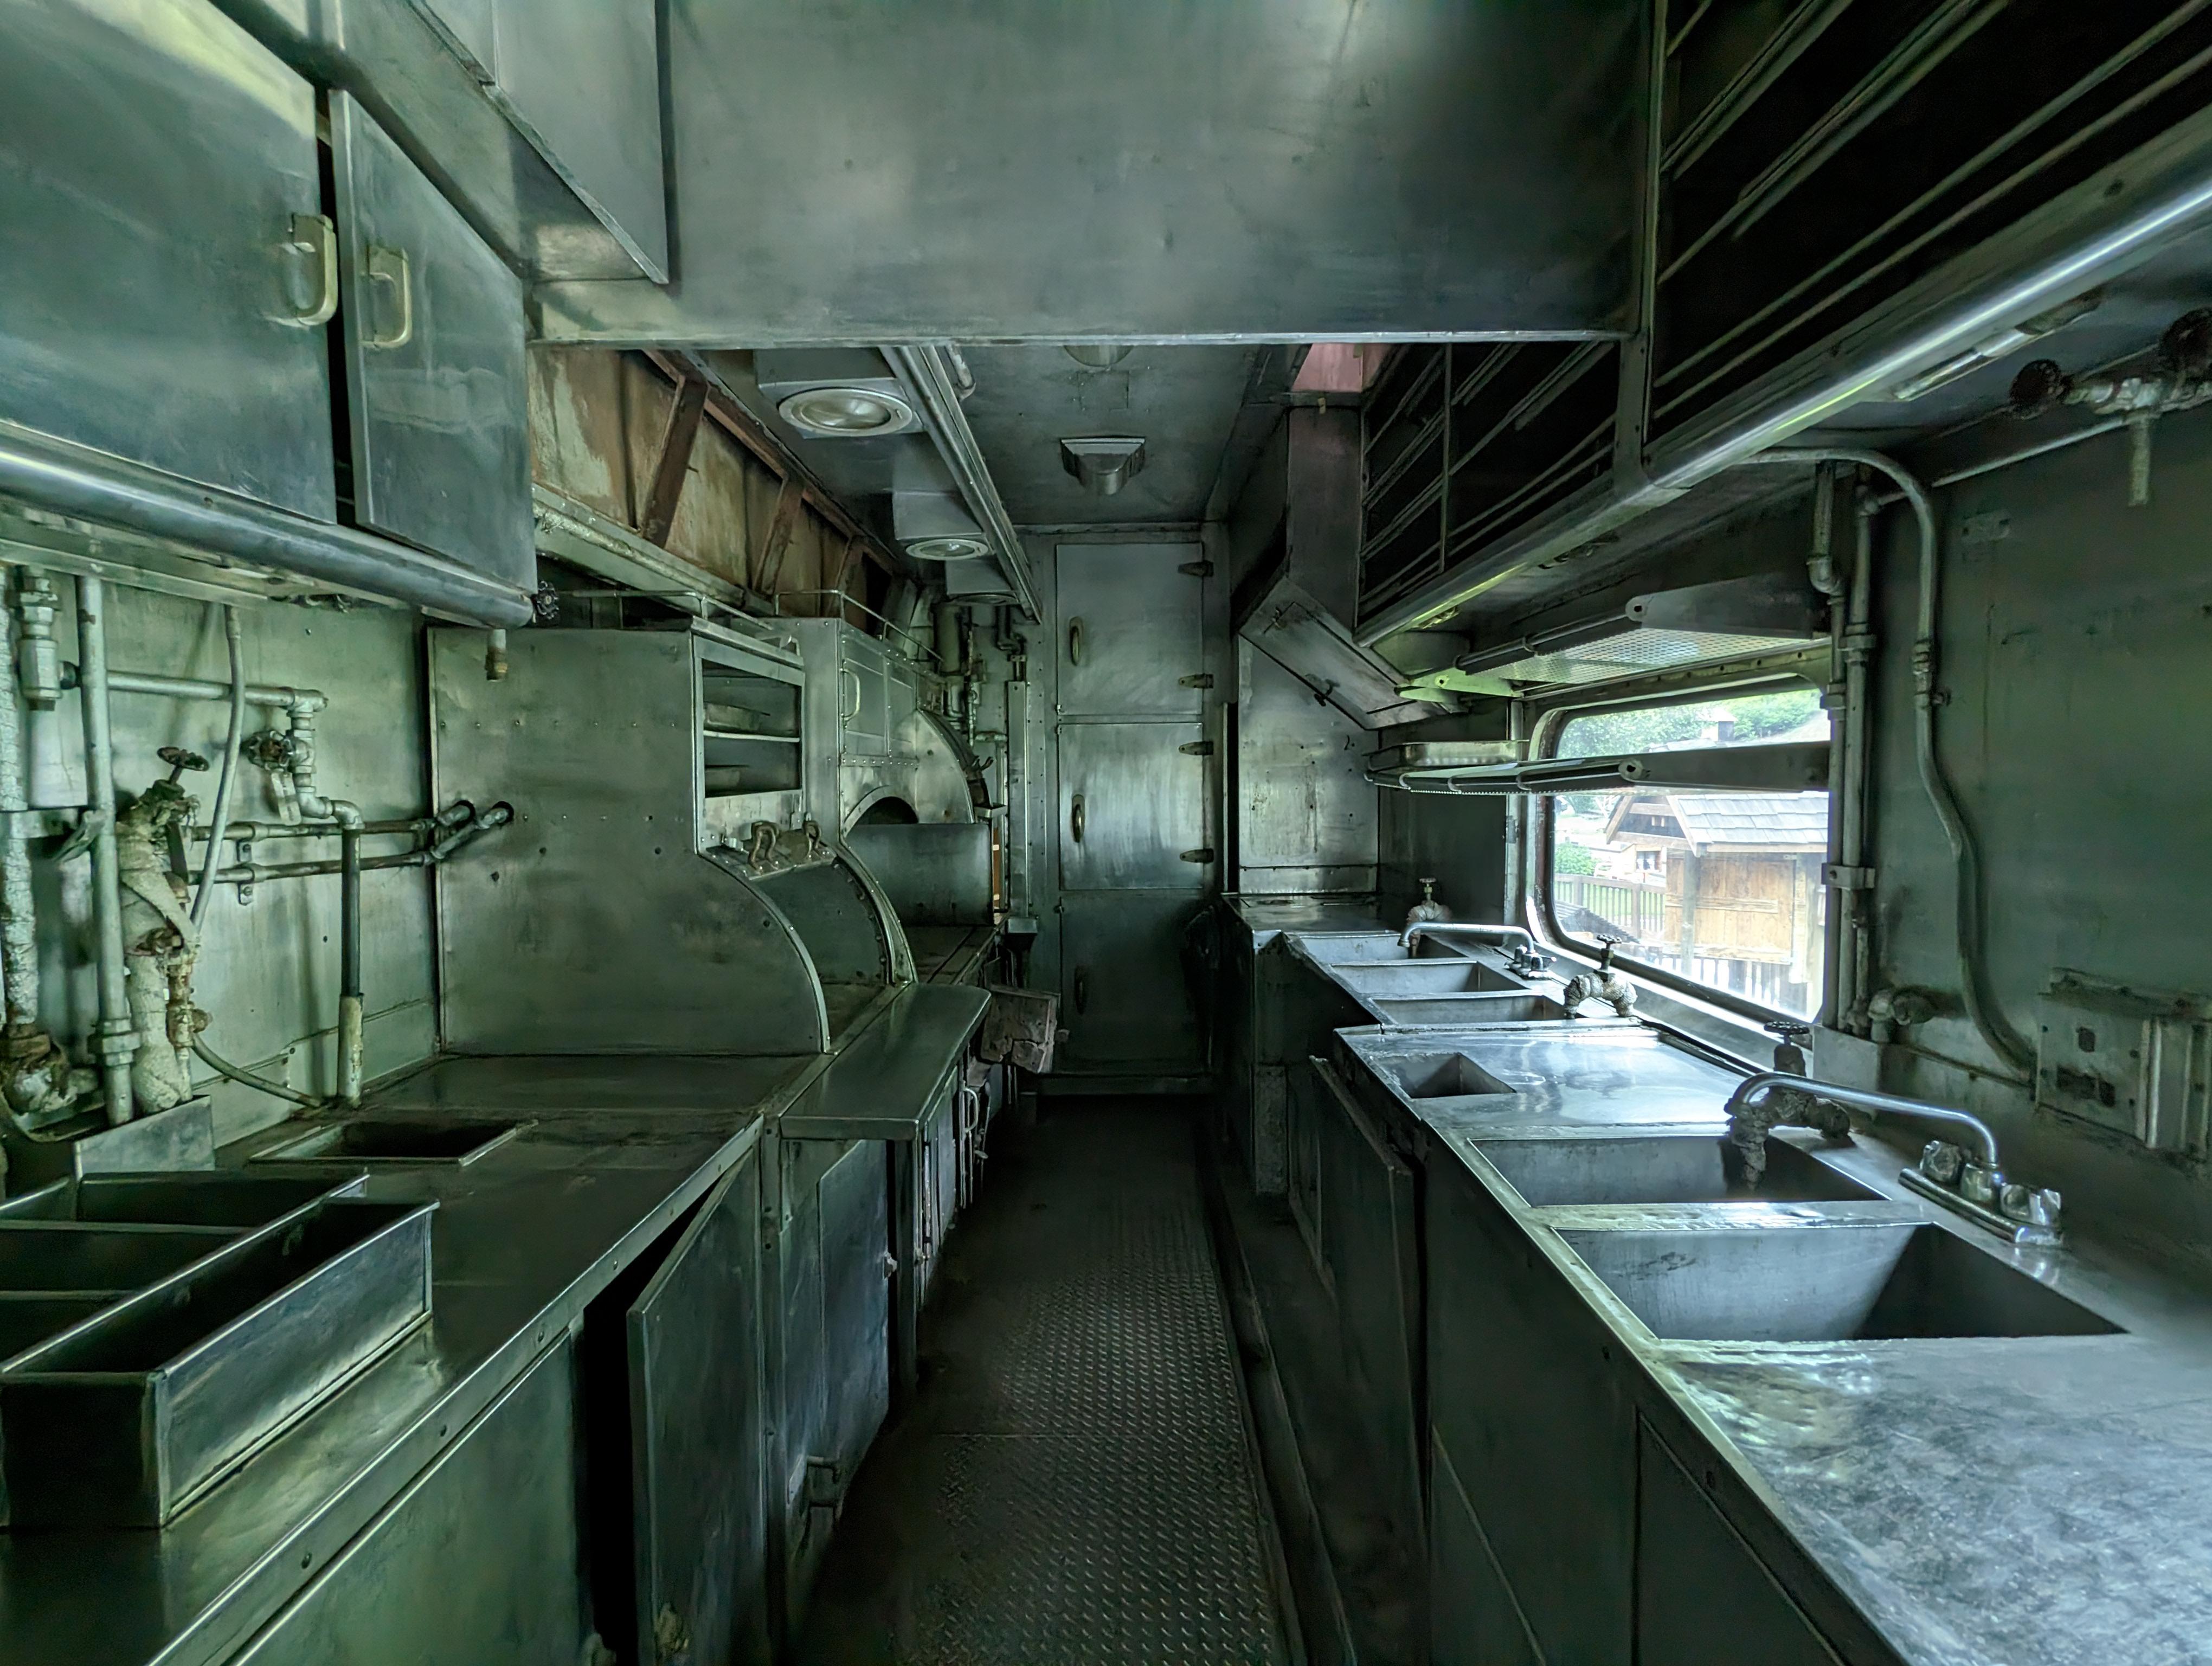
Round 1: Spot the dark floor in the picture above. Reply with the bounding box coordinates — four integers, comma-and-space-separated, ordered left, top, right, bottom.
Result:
798, 1101, 1294, 1665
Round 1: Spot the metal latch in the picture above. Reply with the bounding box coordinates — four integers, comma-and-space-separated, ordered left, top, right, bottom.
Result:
1178, 740, 1214, 756
1822, 863, 1875, 890
1178, 560, 1215, 576
1180, 848, 1216, 864
1178, 673, 1215, 689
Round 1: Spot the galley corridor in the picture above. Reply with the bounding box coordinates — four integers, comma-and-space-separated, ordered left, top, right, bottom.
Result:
798, 1103, 1295, 1665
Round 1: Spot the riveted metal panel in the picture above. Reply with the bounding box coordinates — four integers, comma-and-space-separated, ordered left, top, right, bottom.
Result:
228, 1339, 584, 1665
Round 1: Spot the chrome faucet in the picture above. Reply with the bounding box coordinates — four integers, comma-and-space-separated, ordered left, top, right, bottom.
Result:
1725, 1073, 2062, 1244
1561, 939, 1636, 1017
1398, 920, 1548, 978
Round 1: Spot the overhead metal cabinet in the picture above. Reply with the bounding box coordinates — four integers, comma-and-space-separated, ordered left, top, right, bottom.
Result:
626, 1155, 772, 1666
0, 0, 335, 518
792, 619, 930, 831
331, 93, 535, 591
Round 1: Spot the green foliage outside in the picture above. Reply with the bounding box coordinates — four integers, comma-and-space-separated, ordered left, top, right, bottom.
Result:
1555, 688, 1825, 815
1555, 840, 1596, 876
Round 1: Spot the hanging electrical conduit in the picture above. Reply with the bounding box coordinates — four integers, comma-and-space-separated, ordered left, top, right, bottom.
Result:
0, 569, 507, 1126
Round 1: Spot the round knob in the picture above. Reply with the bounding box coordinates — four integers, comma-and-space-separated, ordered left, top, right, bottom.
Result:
157, 746, 209, 781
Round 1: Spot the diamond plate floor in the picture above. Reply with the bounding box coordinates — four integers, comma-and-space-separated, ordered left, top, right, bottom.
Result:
798, 1103, 1294, 1665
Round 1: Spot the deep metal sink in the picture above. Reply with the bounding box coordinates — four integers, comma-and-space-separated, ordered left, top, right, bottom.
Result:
1560, 1222, 2123, 1342
1477, 1135, 1883, 1206
1386, 1051, 1519, 1100
1374, 995, 1570, 1027
0, 1197, 436, 1526
0, 1222, 239, 1292
1341, 960, 1525, 995
0, 1172, 349, 1227
254, 1117, 527, 1166
1309, 935, 1419, 963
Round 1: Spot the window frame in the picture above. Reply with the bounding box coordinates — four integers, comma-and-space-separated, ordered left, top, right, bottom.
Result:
1528, 667, 1832, 1027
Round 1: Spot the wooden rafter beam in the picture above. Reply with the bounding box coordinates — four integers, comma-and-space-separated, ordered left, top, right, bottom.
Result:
640, 349, 899, 578
637, 374, 709, 546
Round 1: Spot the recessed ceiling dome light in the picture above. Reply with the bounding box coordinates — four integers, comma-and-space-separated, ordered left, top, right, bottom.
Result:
905, 535, 991, 562
1064, 344, 1133, 369
776, 385, 918, 438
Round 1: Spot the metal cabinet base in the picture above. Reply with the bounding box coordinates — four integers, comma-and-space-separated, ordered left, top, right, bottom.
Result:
227, 1339, 586, 1666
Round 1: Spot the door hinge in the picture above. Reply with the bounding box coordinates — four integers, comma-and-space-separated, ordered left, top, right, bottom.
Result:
1180, 847, 1217, 864
1179, 560, 1215, 577
1178, 740, 1215, 756
1179, 673, 1215, 689
1823, 863, 1876, 890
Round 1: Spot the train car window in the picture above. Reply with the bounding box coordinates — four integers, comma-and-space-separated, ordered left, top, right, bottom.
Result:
1547, 685, 1829, 1020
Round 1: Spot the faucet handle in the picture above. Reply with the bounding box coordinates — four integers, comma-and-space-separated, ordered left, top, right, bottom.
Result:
1918, 1139, 1966, 1186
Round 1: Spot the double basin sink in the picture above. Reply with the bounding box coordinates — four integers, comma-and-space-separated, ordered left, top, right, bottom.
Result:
0, 1116, 519, 1528
1297, 932, 1572, 1027
1358, 1028, 2122, 1348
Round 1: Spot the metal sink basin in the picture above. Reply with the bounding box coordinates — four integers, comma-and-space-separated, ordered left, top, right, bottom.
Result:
1341, 960, 1525, 995
0, 1197, 436, 1526
1560, 1222, 2123, 1342
1373, 995, 1570, 1027
1477, 1135, 1883, 1206
1385, 1051, 1519, 1100
1308, 935, 1418, 963
0, 1172, 349, 1227
254, 1117, 526, 1166
0, 1222, 239, 1292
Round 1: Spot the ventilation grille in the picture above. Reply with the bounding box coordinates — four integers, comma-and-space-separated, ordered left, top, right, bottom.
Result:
1359, 341, 1617, 631
1652, 0, 2212, 440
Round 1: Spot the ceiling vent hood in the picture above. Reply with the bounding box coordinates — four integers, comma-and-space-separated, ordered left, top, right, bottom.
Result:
1448, 573, 1828, 694
757, 349, 923, 439
1235, 408, 1451, 730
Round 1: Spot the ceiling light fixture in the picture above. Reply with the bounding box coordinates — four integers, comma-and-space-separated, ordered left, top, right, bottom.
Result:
775, 385, 918, 438
1060, 435, 1148, 496
905, 535, 991, 562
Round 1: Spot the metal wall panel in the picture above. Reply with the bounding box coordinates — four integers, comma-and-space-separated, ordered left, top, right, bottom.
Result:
1058, 722, 1207, 891
1236, 643, 1377, 892
1059, 892, 1207, 1073
332, 94, 535, 591
0, 0, 334, 518
229, 1340, 585, 1665
1056, 544, 1206, 719
415, 0, 495, 72
430, 628, 831, 1055
492, 0, 667, 279
628, 1156, 771, 1666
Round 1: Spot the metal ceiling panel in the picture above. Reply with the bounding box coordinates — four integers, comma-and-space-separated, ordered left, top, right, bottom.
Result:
962, 346, 1258, 524
536, 0, 1645, 344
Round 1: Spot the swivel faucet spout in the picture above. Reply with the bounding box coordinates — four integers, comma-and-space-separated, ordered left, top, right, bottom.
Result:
1398, 921, 1547, 977
1726, 1072, 2001, 1177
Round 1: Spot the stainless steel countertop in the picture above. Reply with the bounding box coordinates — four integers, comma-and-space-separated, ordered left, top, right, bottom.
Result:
1340, 1021, 2212, 1666
780, 983, 991, 1142
0, 1054, 818, 1666
905, 924, 999, 986
1221, 894, 1391, 949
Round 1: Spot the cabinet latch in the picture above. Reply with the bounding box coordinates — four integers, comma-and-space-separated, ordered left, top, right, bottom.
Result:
1178, 740, 1215, 756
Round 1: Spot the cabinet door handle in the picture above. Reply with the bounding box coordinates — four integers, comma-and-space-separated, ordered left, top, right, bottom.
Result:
840, 667, 861, 720
1068, 617, 1085, 667
1070, 792, 1085, 844
365, 245, 414, 349
1074, 968, 1089, 1014
282, 213, 338, 329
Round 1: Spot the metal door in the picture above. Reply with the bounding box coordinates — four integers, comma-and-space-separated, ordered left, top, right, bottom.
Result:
0, 0, 334, 517
1058, 543, 1206, 717
627, 1156, 771, 1666
1059, 892, 1207, 1073
331, 93, 535, 589
1054, 543, 1213, 1073
1059, 721, 1208, 890
818, 1140, 890, 1480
